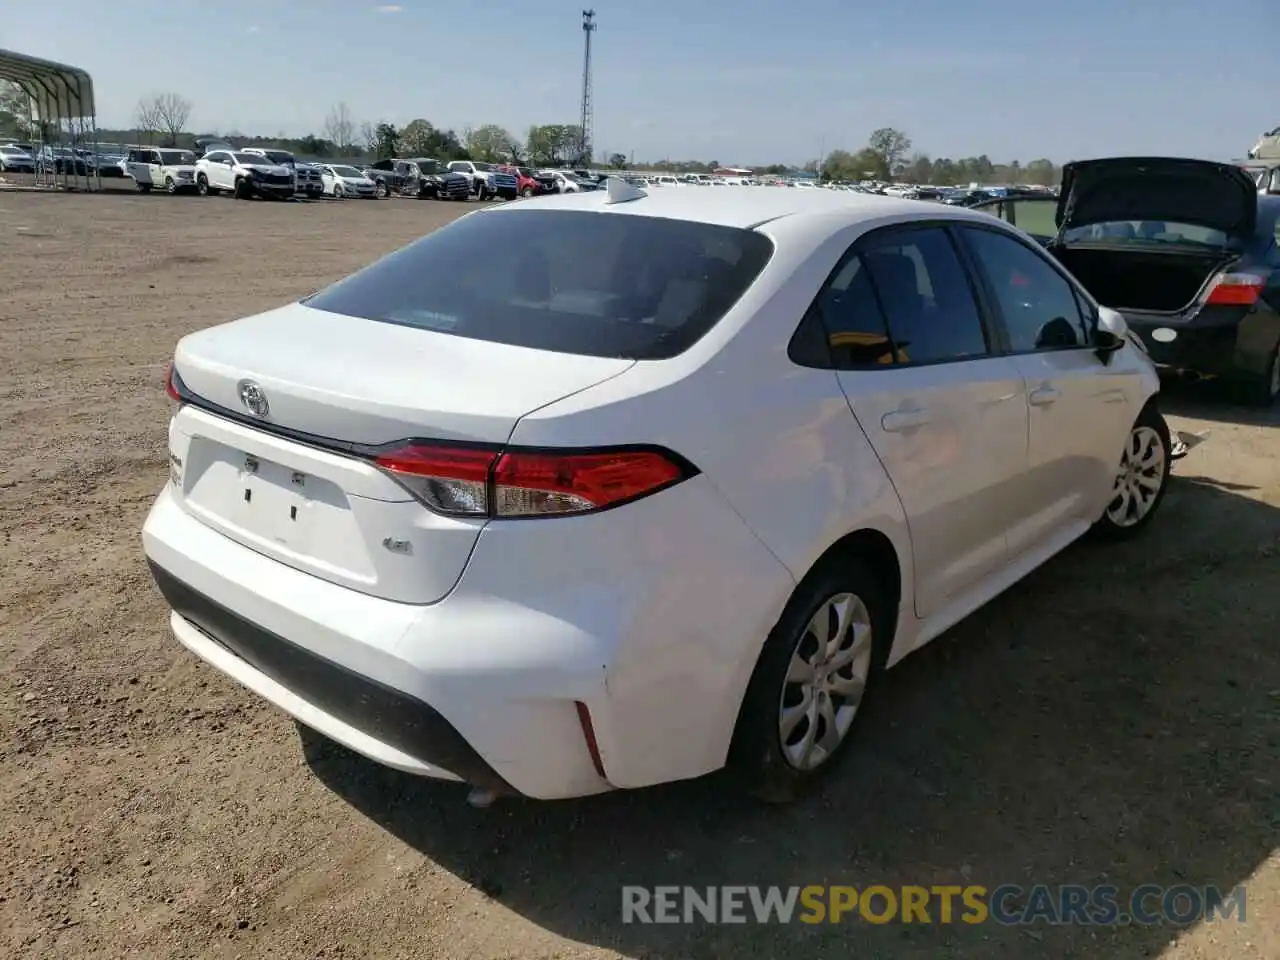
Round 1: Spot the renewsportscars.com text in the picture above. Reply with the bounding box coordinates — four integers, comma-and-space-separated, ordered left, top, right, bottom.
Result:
621, 884, 1246, 926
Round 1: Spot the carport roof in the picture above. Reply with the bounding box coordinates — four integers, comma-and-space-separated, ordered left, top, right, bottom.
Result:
0, 48, 95, 123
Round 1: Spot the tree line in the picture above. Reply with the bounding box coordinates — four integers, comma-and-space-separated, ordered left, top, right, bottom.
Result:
813, 127, 1061, 186
1, 85, 1062, 184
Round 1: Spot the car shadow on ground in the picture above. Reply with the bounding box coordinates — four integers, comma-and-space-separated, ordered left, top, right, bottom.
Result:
1159, 377, 1280, 428
305, 474, 1280, 959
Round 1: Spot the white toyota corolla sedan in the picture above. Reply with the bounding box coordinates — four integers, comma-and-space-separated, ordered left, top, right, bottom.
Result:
143, 179, 1172, 804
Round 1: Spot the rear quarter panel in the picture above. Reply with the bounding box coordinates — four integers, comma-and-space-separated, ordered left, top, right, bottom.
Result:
503, 210, 933, 779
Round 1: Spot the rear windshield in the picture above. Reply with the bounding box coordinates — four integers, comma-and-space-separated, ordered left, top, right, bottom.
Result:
1061, 221, 1234, 247
303, 209, 774, 359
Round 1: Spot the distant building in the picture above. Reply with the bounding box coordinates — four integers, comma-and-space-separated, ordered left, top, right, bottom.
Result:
712, 166, 753, 177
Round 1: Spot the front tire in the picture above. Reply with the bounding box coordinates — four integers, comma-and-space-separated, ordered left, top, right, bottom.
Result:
165, 177, 177, 195
1092, 404, 1171, 540
729, 557, 885, 803
520, 186, 535, 198
137, 182, 152, 193
474, 181, 488, 201
234, 177, 252, 200
332, 183, 344, 199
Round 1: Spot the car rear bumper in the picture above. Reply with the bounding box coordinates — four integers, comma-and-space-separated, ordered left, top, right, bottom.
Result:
1127, 317, 1244, 378
141, 467, 792, 799
143, 485, 612, 798
149, 560, 512, 793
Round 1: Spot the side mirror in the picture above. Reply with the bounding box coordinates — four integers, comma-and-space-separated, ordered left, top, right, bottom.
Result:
1093, 306, 1128, 363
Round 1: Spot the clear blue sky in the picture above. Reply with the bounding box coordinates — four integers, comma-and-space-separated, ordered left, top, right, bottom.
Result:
4, 0, 1271, 165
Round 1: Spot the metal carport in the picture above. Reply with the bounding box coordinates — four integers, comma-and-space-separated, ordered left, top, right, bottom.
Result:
0, 48, 100, 190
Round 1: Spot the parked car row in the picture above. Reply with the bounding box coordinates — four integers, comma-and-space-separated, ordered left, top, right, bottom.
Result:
0, 140, 127, 177
101, 141, 615, 204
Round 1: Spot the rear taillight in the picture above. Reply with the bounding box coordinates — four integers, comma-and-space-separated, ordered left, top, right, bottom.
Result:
373, 445, 494, 516
164, 362, 182, 402
1203, 272, 1265, 306
372, 443, 692, 519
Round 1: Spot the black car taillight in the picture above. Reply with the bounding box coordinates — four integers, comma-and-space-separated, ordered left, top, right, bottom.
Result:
372, 442, 695, 519
1202, 271, 1266, 306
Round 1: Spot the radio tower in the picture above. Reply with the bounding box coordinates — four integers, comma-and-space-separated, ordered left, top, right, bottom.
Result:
578, 9, 596, 165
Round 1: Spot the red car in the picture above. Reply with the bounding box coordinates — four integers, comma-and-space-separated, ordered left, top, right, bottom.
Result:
497, 165, 557, 197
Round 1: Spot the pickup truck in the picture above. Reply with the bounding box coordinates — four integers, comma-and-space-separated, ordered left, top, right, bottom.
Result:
446, 160, 519, 200
362, 157, 471, 200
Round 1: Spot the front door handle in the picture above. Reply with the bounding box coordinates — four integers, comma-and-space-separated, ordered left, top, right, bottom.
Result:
1029, 386, 1060, 407
882, 407, 931, 432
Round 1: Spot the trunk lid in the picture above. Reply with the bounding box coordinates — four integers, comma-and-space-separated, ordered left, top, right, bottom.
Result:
169, 302, 633, 603
1056, 157, 1258, 240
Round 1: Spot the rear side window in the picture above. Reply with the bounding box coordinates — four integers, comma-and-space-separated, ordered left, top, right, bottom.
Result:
858, 227, 989, 365
304, 210, 775, 359
811, 255, 898, 367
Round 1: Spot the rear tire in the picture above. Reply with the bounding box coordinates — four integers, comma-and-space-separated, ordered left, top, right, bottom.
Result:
375, 180, 388, 198
1091, 403, 1171, 540
520, 186, 535, 198
729, 557, 885, 804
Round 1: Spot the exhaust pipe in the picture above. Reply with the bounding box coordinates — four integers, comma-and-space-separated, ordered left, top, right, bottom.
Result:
466, 788, 497, 809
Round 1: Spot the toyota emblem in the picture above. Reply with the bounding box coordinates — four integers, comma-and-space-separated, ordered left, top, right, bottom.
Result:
237, 379, 270, 417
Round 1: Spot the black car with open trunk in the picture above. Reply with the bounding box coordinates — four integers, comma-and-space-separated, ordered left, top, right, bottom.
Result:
973, 157, 1280, 406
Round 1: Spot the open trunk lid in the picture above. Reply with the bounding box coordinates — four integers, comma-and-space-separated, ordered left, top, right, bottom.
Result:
1056, 157, 1258, 240
168, 302, 633, 604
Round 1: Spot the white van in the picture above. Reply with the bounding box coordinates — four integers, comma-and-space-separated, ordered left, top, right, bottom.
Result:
124, 146, 199, 194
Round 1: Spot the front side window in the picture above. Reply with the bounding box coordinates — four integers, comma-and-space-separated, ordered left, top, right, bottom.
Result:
856, 226, 989, 365
304, 210, 775, 360
961, 227, 1088, 352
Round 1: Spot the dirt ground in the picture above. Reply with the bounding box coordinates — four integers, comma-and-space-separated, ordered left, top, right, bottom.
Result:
1, 189, 1278, 960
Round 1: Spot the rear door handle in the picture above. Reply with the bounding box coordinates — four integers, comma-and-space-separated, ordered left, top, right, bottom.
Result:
1029, 386, 1060, 407
882, 408, 931, 432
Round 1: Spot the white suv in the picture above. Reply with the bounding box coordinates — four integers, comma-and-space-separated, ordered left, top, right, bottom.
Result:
240, 148, 324, 199
123, 146, 199, 194
144, 185, 1170, 804
195, 149, 295, 200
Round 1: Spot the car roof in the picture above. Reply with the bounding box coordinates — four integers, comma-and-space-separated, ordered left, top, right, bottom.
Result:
482, 184, 984, 230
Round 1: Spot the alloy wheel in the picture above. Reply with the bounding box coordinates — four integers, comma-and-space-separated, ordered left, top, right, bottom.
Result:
1107, 425, 1166, 528
778, 592, 873, 771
